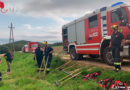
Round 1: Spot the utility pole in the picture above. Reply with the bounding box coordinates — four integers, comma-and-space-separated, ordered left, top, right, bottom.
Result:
8, 22, 15, 53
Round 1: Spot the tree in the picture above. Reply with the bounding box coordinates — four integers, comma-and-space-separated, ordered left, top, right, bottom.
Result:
0, 45, 8, 54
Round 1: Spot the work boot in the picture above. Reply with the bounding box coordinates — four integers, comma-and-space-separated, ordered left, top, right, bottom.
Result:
116, 65, 121, 71
119, 66, 121, 70
113, 68, 119, 72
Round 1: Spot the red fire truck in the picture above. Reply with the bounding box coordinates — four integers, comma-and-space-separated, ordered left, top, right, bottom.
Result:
22, 42, 39, 53
62, 2, 130, 65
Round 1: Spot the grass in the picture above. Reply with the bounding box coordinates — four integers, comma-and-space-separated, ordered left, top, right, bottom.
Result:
0, 52, 57, 90
0, 52, 130, 90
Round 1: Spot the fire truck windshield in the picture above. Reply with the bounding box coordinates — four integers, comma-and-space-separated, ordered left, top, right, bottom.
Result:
111, 7, 128, 25
31, 44, 38, 48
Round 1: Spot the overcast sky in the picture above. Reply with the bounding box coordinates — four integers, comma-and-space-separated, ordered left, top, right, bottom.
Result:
0, 0, 130, 44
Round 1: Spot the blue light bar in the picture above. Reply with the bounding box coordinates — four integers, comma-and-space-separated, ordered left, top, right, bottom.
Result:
111, 2, 124, 7
100, 7, 107, 12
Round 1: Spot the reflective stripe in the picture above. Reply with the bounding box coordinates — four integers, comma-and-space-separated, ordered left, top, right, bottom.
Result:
76, 43, 100, 46
114, 62, 121, 65
116, 68, 119, 71
47, 68, 50, 71
77, 48, 99, 51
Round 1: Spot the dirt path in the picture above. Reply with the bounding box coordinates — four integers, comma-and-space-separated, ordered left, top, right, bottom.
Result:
62, 54, 130, 72
54, 47, 130, 72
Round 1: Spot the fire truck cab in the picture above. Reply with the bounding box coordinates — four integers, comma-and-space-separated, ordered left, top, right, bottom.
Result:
62, 2, 130, 65
22, 42, 39, 53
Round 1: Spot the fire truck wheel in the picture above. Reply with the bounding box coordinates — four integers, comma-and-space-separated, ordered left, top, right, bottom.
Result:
103, 47, 114, 65
70, 47, 81, 60
89, 54, 99, 58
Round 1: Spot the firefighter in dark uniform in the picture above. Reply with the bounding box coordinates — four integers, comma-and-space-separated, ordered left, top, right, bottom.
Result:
109, 25, 125, 72
4, 49, 14, 74
126, 34, 130, 59
43, 41, 53, 74
34, 45, 44, 71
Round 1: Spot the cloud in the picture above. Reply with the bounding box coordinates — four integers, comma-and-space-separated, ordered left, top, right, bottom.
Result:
6, 0, 130, 24
13, 24, 62, 43
5, 0, 130, 18
19, 0, 130, 17
15, 32, 61, 43
24, 24, 32, 30
0, 29, 9, 39
35, 26, 43, 30
1, 0, 130, 44
24, 24, 44, 30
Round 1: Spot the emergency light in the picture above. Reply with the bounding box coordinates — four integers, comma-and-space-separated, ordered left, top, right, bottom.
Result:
100, 7, 107, 12
111, 2, 124, 7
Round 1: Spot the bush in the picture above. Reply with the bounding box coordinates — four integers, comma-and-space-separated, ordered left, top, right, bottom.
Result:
0, 45, 8, 54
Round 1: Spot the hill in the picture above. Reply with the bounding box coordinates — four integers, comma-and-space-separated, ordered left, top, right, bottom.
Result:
0, 40, 29, 54
13, 40, 30, 51
0, 40, 62, 54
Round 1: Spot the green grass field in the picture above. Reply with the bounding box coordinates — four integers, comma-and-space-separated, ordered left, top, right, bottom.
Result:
0, 52, 130, 90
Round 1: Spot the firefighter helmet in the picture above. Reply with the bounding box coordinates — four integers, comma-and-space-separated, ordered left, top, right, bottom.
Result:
112, 25, 118, 30
42, 41, 48, 45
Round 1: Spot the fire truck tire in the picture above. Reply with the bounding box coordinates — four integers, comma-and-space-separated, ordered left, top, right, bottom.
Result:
89, 54, 99, 58
103, 47, 114, 65
103, 47, 123, 65
70, 47, 81, 60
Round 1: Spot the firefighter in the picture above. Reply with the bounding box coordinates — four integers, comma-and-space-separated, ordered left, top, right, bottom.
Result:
4, 49, 13, 74
43, 41, 53, 74
34, 45, 44, 71
109, 25, 125, 72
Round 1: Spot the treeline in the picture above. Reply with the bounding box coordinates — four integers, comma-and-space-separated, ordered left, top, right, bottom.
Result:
0, 40, 29, 54
0, 40, 62, 54
50, 42, 62, 46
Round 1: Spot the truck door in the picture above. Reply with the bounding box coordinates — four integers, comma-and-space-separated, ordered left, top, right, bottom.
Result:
107, 7, 129, 38
85, 14, 102, 44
